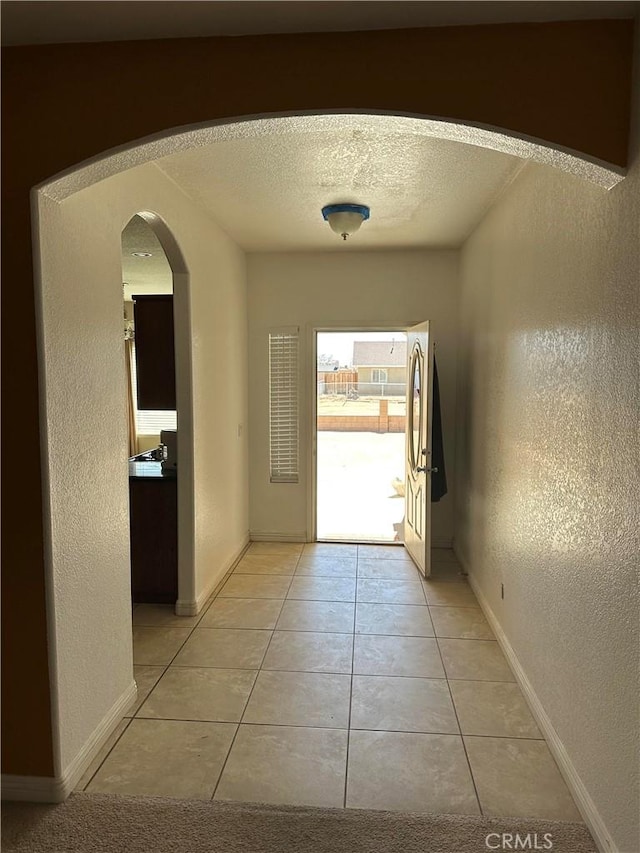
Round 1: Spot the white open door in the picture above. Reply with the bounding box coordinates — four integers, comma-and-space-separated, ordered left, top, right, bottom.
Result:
404, 322, 434, 577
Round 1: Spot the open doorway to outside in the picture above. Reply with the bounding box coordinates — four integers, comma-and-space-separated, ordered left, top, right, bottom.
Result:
315, 330, 408, 543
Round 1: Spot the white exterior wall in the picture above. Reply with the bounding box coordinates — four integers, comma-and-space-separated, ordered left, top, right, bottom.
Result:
36, 162, 248, 780
455, 133, 639, 850
247, 250, 459, 545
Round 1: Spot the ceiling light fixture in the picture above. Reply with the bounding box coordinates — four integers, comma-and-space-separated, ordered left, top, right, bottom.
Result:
321, 203, 370, 241
131, 251, 153, 258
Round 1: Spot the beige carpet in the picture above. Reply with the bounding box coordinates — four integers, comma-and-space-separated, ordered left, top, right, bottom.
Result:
2, 793, 597, 853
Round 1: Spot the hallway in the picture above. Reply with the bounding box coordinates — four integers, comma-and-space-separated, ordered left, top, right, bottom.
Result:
75, 544, 582, 820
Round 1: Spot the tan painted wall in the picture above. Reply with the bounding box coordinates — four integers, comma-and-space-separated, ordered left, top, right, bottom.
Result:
455, 108, 639, 853
247, 250, 459, 546
357, 366, 406, 386
35, 162, 248, 778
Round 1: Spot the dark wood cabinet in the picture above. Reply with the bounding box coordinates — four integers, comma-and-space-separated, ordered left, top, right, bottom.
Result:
133, 294, 176, 410
129, 469, 178, 604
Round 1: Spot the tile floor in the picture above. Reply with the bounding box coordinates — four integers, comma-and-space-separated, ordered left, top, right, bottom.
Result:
78, 544, 582, 822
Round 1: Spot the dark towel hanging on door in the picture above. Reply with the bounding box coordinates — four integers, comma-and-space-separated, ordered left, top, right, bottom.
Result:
431, 357, 448, 502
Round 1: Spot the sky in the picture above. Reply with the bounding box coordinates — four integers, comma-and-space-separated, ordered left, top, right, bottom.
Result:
317, 331, 407, 368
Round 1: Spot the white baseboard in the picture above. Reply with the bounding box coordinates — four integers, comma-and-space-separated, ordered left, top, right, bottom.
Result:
465, 567, 614, 853
1, 773, 64, 802
175, 600, 198, 616
452, 542, 467, 567
1, 680, 137, 803
175, 536, 250, 616
249, 531, 307, 543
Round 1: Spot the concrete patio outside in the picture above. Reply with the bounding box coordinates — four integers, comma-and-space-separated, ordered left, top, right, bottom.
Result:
316, 431, 406, 542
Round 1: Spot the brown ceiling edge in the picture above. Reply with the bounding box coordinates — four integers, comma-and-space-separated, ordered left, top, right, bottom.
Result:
0, 19, 635, 780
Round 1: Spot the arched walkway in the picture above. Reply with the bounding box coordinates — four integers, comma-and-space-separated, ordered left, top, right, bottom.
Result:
8, 98, 633, 797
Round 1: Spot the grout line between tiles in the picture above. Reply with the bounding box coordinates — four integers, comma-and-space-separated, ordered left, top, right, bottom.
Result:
130, 664, 171, 718
124, 718, 545, 741
210, 553, 301, 802
209, 669, 263, 802
438, 633, 484, 817
80, 716, 134, 791
436, 636, 501, 644
167, 664, 442, 677
343, 583, 358, 809
208, 721, 241, 802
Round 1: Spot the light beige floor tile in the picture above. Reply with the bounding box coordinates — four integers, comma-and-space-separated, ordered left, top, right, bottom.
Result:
199, 598, 283, 630
357, 579, 426, 605
132, 627, 192, 665
247, 542, 303, 556
449, 681, 542, 738
234, 554, 298, 575
215, 724, 348, 808
355, 603, 434, 637
423, 581, 478, 606
219, 574, 291, 599
464, 736, 582, 820
243, 670, 351, 728
357, 545, 413, 562
173, 628, 272, 669
353, 635, 445, 678
357, 559, 422, 581
430, 606, 494, 640
137, 667, 257, 722
346, 730, 479, 814
132, 605, 200, 628
303, 543, 358, 557
87, 719, 236, 800
351, 676, 459, 734
262, 631, 353, 674
126, 665, 166, 716
75, 719, 131, 790
287, 577, 356, 602
438, 639, 515, 682
295, 556, 357, 577
276, 600, 355, 633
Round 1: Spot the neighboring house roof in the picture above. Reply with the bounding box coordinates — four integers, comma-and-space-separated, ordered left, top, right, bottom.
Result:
352, 340, 407, 368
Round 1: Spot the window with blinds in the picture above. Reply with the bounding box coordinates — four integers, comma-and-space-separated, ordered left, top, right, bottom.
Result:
131, 341, 177, 435
269, 328, 299, 483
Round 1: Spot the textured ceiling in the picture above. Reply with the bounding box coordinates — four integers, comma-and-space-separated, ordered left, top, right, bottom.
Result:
119, 119, 524, 288
156, 123, 524, 251
2, 1, 636, 45
122, 215, 173, 298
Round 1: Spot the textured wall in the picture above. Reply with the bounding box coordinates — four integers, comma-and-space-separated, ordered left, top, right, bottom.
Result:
247, 250, 459, 545
36, 163, 248, 776
455, 132, 639, 849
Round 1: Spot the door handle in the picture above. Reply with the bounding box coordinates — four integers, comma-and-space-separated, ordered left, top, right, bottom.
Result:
417, 466, 438, 474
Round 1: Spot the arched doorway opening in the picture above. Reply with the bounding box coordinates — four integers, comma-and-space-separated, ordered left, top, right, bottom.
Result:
30, 111, 619, 799
122, 214, 191, 614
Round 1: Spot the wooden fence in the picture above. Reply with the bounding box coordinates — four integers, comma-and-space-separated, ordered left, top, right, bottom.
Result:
317, 369, 358, 395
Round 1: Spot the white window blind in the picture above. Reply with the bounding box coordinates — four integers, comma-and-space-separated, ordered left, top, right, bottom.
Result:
130, 342, 177, 435
269, 328, 299, 483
